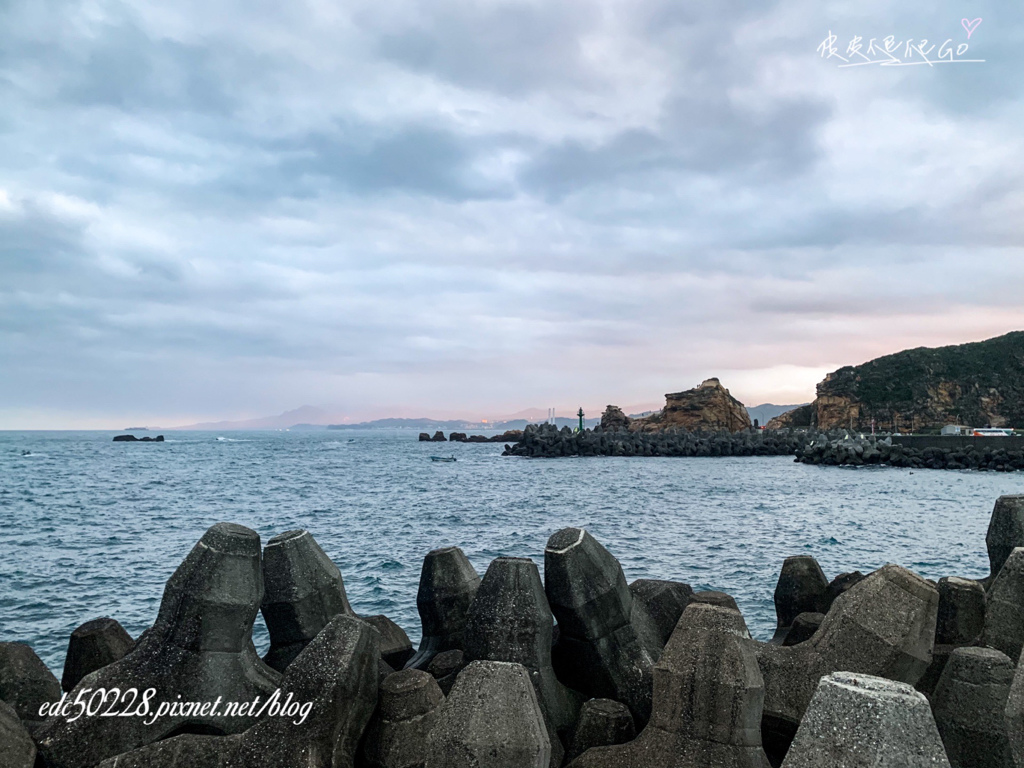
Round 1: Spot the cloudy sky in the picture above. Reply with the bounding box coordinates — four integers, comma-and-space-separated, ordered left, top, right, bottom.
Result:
2, 0, 1022, 428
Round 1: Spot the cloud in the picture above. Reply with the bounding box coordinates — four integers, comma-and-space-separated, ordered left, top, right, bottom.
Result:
1, 0, 1023, 426
370, 0, 601, 97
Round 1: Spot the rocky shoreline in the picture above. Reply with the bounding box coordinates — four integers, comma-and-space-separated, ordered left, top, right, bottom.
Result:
4, 496, 1024, 767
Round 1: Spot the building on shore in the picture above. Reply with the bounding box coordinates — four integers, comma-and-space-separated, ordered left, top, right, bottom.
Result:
940, 424, 971, 435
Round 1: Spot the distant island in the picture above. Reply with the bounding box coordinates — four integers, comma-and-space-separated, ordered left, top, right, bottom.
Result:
768, 330, 1024, 432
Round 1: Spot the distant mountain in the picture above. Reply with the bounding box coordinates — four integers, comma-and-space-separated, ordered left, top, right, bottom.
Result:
745, 403, 810, 426
170, 406, 341, 431
768, 331, 1024, 431
328, 417, 601, 431
489, 408, 551, 422
490, 404, 663, 423
168, 400, 682, 432
328, 418, 484, 431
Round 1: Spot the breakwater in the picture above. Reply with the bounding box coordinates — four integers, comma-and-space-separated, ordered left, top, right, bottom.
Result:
796, 434, 1024, 470
418, 429, 522, 443
6, 495, 1024, 767
500, 423, 1024, 471
501, 422, 814, 458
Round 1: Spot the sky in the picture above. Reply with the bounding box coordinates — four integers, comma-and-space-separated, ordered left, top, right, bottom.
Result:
2, 0, 1023, 428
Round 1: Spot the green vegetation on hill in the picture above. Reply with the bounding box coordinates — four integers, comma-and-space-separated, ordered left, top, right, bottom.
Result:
818, 331, 1024, 430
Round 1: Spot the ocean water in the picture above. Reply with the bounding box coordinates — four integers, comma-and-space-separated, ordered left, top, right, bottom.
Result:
1, 429, 1021, 676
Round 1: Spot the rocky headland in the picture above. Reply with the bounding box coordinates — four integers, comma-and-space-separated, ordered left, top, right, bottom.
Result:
624, 378, 752, 433
767, 331, 1024, 432
499, 378, 798, 458
6, 496, 1024, 767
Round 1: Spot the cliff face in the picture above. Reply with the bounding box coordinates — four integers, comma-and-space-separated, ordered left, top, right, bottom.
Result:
765, 404, 814, 430
768, 331, 1024, 431
631, 378, 752, 433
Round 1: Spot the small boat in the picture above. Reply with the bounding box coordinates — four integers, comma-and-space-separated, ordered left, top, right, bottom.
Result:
430, 455, 457, 462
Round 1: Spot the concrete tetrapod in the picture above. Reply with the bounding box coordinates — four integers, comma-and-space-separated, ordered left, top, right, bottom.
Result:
1002, 643, 1024, 766
781, 672, 950, 768
96, 735, 233, 768
377, 658, 395, 687
36, 523, 282, 768
426, 649, 465, 696
98, 613, 381, 768
0, 641, 61, 724
780, 613, 823, 647
260, 528, 355, 672
545, 528, 660, 725
236, 613, 380, 768
359, 669, 444, 768
752, 564, 939, 764
629, 579, 694, 648
568, 602, 770, 768
985, 547, 1024, 662
464, 556, 579, 766
937, 577, 986, 646
0, 699, 36, 768
987, 495, 1024, 585
61, 617, 135, 693
931, 646, 1013, 768
917, 576, 987, 699
770, 556, 828, 644
565, 699, 636, 763
405, 547, 480, 671
691, 591, 740, 611
425, 660, 551, 768
363, 615, 415, 670
816, 571, 865, 614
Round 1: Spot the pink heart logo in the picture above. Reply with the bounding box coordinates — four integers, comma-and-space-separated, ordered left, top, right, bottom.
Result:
961, 17, 982, 39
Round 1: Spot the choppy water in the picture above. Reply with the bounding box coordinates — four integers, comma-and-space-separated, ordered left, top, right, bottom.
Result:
1, 429, 1021, 676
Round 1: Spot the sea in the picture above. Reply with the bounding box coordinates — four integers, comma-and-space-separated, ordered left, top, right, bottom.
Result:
2, 429, 1021, 676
